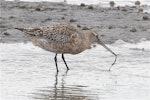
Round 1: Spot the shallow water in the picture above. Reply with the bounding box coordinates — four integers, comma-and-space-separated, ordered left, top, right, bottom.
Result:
0, 40, 150, 100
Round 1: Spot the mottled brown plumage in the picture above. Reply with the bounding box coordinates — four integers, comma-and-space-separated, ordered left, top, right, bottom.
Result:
15, 23, 117, 72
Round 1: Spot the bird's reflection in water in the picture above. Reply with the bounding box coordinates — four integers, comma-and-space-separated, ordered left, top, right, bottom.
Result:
31, 71, 97, 100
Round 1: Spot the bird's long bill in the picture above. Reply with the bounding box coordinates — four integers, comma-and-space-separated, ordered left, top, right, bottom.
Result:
98, 38, 117, 71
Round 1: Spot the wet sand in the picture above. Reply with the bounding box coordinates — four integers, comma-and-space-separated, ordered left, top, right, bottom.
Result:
0, 1, 150, 43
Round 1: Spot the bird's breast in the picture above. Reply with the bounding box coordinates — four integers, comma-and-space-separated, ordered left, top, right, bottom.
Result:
31, 37, 85, 54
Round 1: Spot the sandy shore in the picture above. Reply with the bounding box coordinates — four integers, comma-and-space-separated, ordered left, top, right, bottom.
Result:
0, 1, 150, 43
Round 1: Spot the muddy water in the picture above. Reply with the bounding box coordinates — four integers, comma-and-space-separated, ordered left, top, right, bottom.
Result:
0, 40, 150, 100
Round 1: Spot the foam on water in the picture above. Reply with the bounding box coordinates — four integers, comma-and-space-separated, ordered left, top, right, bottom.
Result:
0, 40, 150, 100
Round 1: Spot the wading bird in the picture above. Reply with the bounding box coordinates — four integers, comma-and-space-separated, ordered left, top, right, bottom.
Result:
15, 23, 117, 72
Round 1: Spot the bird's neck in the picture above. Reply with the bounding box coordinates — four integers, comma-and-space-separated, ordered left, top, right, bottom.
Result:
83, 31, 97, 49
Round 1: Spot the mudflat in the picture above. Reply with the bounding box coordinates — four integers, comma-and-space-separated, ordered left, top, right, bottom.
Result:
0, 1, 150, 43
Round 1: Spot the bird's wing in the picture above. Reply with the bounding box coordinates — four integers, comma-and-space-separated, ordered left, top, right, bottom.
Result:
39, 24, 78, 43
16, 24, 79, 43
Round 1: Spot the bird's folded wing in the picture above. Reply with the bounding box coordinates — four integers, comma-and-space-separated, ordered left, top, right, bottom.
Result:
40, 24, 78, 43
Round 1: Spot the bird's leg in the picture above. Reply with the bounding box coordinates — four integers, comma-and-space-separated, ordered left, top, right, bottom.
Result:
54, 53, 59, 72
62, 54, 69, 70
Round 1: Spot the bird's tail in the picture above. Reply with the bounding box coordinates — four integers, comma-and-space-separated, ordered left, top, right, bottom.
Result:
15, 28, 25, 31
15, 28, 32, 34
15, 27, 41, 36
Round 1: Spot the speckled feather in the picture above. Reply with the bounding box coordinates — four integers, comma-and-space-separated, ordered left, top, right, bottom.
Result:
23, 24, 76, 42
20, 24, 92, 54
